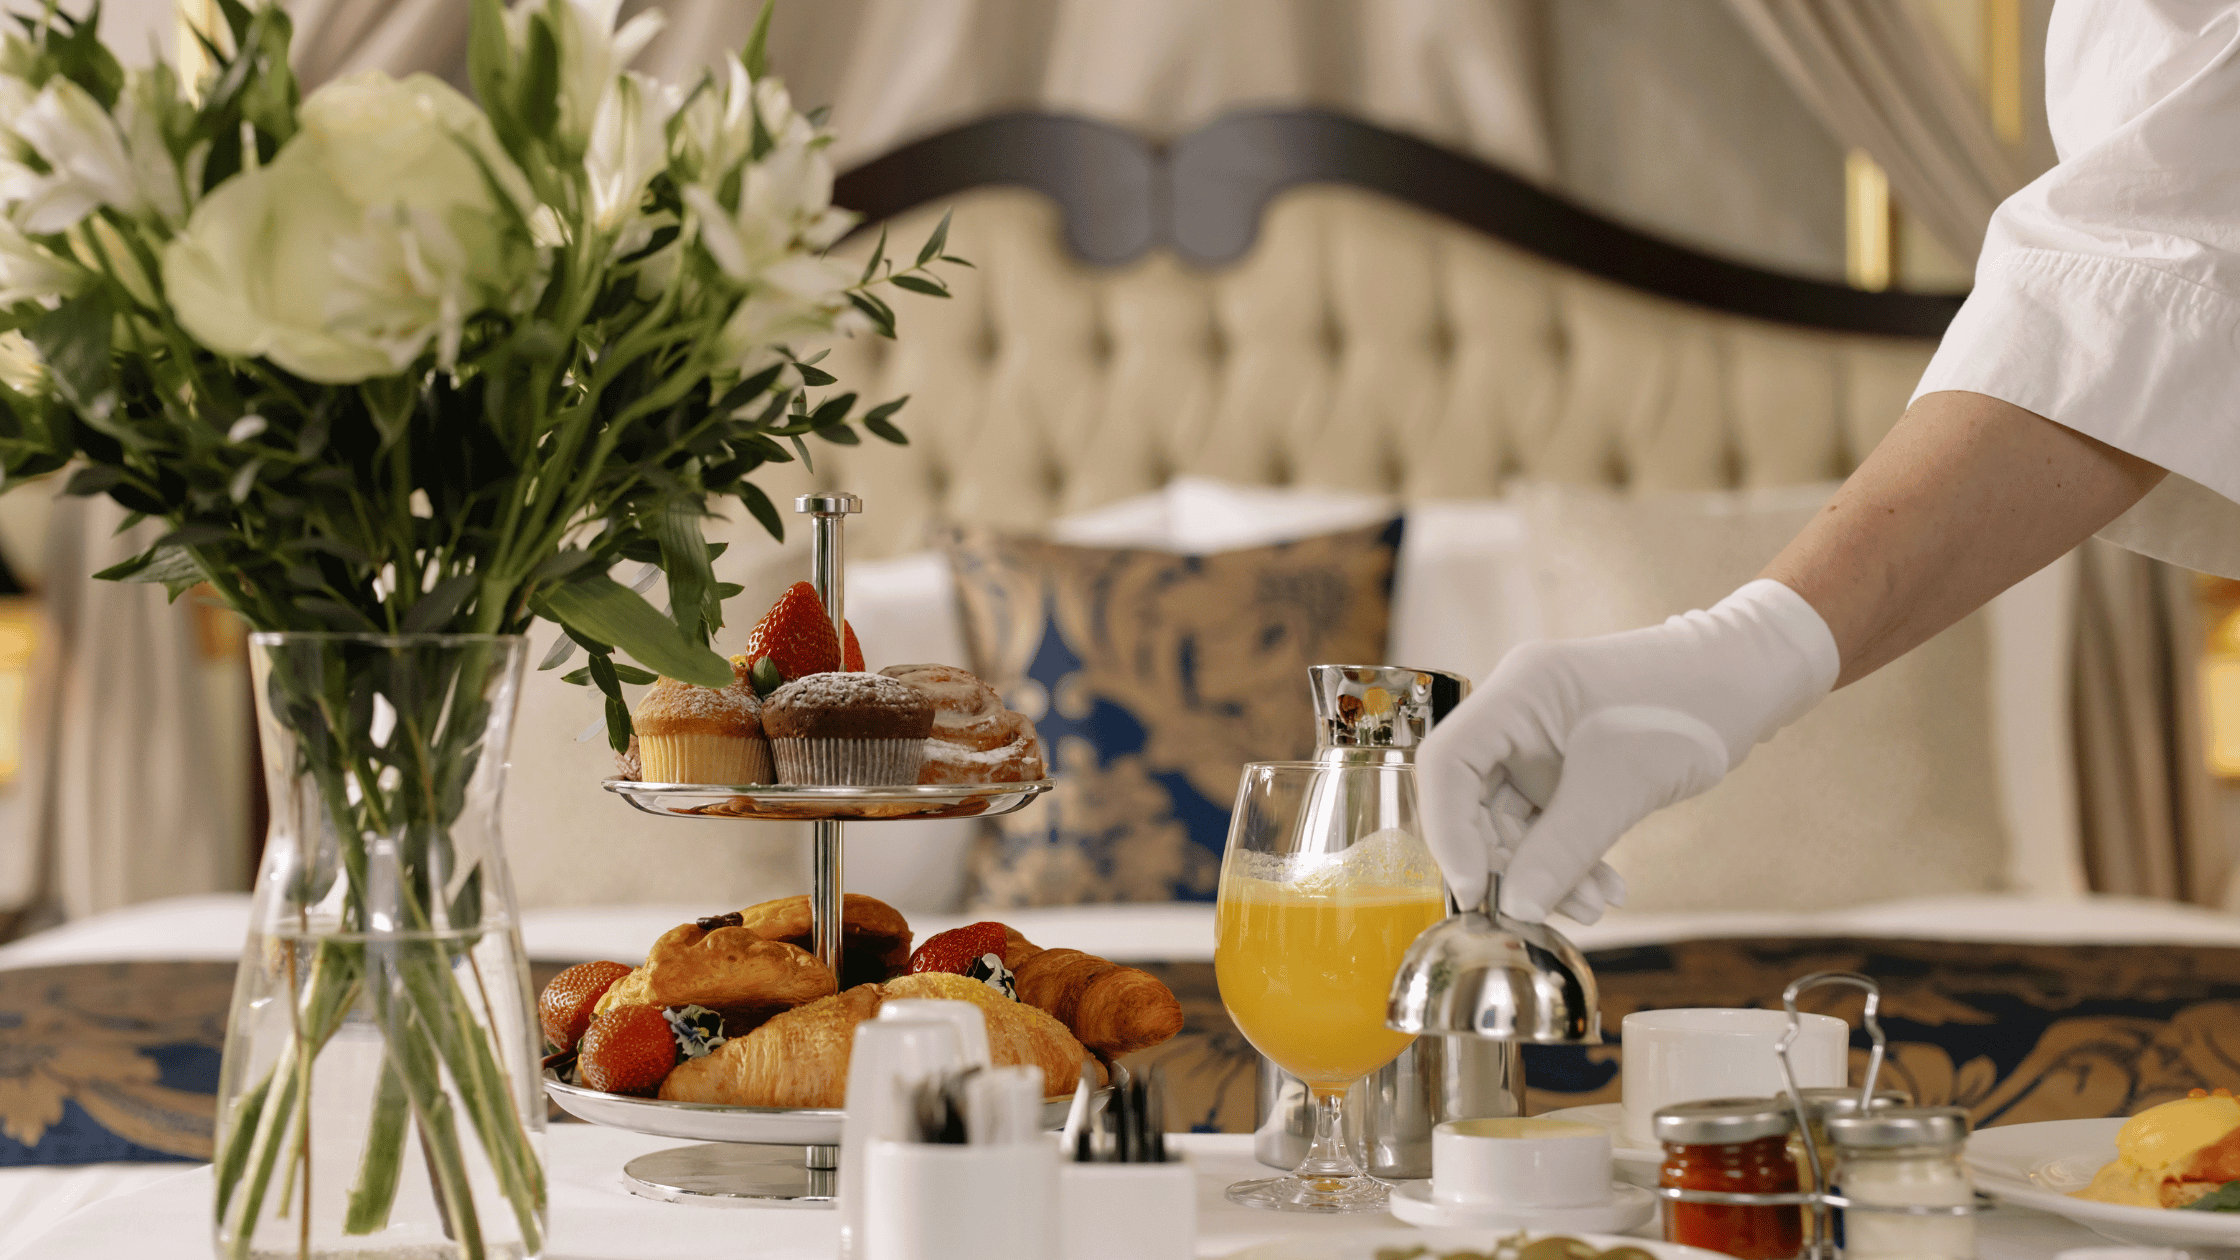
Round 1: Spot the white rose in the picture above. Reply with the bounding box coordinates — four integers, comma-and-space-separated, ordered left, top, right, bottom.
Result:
161, 72, 537, 384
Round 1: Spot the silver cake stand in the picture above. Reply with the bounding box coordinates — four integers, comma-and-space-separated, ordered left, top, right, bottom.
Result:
551, 492, 1059, 1207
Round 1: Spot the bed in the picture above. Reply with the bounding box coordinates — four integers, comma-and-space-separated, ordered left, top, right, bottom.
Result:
0, 108, 2204, 1254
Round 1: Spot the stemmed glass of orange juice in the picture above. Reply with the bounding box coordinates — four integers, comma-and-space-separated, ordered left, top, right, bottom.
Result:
1214, 760, 1448, 1211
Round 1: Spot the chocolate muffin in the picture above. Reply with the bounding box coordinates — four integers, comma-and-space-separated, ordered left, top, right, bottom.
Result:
762, 671, 935, 785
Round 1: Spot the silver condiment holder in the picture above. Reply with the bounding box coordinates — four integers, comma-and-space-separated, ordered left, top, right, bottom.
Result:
1647, 971, 1995, 1260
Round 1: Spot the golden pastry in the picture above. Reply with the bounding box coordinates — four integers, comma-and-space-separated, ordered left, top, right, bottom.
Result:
726, 892, 913, 990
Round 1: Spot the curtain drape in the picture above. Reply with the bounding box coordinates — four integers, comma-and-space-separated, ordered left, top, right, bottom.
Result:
5, 496, 231, 934
1719, 0, 2215, 906
1719, 0, 2029, 263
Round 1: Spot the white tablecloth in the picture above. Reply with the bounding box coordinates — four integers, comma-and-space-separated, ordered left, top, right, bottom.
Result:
3, 1128, 2105, 1259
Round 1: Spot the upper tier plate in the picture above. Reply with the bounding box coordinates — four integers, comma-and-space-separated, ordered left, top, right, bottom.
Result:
603, 778, 1054, 821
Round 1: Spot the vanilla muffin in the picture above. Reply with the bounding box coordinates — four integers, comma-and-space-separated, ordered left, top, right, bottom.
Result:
631, 659, 771, 785
762, 672, 935, 785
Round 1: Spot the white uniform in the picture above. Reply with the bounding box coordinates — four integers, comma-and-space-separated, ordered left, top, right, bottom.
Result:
1912, 0, 2240, 577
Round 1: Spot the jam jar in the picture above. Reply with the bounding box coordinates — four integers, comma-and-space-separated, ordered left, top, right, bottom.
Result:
1655, 1097, 1804, 1260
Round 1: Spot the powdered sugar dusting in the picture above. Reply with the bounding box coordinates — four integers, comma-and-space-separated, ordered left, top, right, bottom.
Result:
769, 671, 928, 713
639, 675, 761, 724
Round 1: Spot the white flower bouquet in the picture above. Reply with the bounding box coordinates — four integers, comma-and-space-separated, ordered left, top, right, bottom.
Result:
0, 2, 956, 1256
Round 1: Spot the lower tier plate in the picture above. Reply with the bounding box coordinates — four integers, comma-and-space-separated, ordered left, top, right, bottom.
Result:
544, 1070, 1096, 1145
604, 778, 1054, 821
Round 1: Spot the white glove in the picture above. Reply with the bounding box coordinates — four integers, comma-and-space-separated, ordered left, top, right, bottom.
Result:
1418, 579, 1840, 923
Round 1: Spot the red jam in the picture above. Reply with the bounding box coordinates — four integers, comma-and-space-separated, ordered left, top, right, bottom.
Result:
1662, 1133, 1803, 1259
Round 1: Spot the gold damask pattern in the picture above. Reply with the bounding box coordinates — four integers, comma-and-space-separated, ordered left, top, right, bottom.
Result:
947, 522, 1401, 907
1126, 938, 2240, 1134
0, 960, 569, 1166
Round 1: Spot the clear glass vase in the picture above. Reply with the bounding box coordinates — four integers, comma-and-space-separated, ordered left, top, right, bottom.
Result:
216, 634, 545, 1260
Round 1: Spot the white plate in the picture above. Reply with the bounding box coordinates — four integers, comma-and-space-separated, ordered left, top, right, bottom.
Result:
543, 1071, 1092, 1146
605, 778, 1053, 821
1536, 1104, 1664, 1188
1387, 1180, 1658, 1234
1220, 1229, 1719, 1259
1967, 1117, 2240, 1252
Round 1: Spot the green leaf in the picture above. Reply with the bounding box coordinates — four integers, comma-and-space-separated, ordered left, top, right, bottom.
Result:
360, 376, 415, 451
786, 433, 814, 473
846, 292, 895, 339
520, 13, 560, 141
655, 498, 715, 642
862, 396, 908, 425
890, 274, 949, 298
531, 568, 731, 688
156, 523, 233, 550
916, 208, 952, 267
605, 693, 633, 753
64, 465, 123, 496
537, 633, 578, 671
713, 362, 786, 415
402, 573, 479, 634
859, 225, 887, 284
740, 0, 775, 80
562, 662, 656, 687
865, 414, 907, 445
815, 423, 861, 446
807, 392, 856, 431
939, 255, 975, 268
93, 542, 205, 600
30, 289, 115, 417
749, 655, 782, 696
2184, 1181, 2240, 1212
467, 0, 518, 149
586, 651, 624, 700
738, 481, 783, 542
794, 362, 837, 387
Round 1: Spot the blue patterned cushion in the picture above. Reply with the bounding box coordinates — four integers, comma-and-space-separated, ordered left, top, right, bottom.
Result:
947, 520, 1403, 907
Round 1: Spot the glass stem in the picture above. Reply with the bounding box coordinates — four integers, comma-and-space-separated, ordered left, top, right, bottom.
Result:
1295, 1083, 1362, 1180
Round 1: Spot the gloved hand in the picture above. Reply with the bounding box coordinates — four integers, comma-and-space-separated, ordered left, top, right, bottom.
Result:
1417, 578, 1840, 923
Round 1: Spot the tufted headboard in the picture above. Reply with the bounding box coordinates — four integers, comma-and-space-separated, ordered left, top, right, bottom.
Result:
756, 109, 1953, 560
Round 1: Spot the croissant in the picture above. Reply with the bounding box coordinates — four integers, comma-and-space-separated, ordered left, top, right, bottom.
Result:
659, 973, 1103, 1108
1001, 933, 1185, 1058
594, 921, 836, 1031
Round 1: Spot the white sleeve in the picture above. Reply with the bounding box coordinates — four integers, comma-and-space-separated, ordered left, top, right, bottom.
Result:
1912, 0, 2240, 515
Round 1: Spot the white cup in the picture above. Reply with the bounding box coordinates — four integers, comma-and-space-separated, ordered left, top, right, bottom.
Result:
880, 998, 994, 1069
1431, 1117, 1612, 1208
838, 1019, 966, 1260
1620, 1008, 1848, 1148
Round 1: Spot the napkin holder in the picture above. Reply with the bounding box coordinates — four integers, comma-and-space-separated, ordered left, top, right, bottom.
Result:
1057, 1153, 1195, 1260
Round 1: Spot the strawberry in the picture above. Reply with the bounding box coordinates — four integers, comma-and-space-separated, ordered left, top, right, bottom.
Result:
539, 960, 633, 1052
909, 922, 1010, 976
739, 582, 864, 688
578, 1004, 678, 1096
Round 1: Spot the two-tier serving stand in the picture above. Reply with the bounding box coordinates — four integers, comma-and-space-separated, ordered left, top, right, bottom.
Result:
543, 492, 1055, 1207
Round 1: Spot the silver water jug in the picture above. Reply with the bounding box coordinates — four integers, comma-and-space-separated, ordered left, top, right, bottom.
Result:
1250, 665, 1527, 1177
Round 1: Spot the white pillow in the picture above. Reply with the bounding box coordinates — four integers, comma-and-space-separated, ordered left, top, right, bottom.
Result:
1510, 482, 2010, 912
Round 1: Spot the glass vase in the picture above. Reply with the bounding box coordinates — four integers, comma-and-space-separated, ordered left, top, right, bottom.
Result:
216, 634, 545, 1260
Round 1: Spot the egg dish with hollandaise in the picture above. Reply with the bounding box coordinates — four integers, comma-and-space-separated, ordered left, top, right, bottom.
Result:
2077, 1088, 2240, 1210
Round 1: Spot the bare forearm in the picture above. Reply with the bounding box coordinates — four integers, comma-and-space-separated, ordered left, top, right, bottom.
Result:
1759, 390, 2165, 687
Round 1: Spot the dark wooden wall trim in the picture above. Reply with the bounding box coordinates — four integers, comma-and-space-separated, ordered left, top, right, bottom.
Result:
834, 110, 1965, 340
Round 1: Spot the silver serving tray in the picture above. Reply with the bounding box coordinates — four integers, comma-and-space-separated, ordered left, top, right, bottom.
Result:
603, 778, 1054, 821
544, 1069, 1098, 1145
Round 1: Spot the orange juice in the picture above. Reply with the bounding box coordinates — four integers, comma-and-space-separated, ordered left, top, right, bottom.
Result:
1215, 877, 1446, 1087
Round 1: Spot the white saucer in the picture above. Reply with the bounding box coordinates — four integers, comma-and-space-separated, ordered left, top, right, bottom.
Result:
1387, 1179, 1658, 1233
1536, 1103, 1665, 1187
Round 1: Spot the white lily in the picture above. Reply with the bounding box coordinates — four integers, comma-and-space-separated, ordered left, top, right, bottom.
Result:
516, 0, 665, 150
0, 75, 143, 233
585, 71, 672, 232
0, 218, 74, 306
